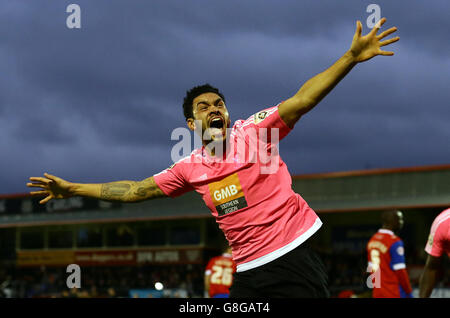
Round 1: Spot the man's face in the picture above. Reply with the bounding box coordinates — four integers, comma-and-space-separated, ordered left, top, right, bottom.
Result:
188, 92, 231, 142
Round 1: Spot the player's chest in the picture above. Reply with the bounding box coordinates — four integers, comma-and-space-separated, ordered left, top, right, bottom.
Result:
190, 163, 266, 216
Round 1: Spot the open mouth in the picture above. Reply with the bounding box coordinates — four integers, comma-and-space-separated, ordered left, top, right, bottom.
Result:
209, 116, 224, 129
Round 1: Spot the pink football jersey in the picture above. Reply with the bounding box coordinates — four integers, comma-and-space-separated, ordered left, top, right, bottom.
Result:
154, 104, 322, 272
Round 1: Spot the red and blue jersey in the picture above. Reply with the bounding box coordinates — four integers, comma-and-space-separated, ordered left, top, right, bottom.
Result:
367, 229, 412, 298
205, 253, 236, 298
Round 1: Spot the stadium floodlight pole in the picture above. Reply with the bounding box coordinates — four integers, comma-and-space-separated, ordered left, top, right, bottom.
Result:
27, 17, 400, 298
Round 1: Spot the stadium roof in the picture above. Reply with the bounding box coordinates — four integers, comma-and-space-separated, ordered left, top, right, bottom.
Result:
292, 164, 450, 212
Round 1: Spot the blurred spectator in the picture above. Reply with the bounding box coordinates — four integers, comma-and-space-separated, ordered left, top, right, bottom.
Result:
1, 245, 444, 298
0, 264, 205, 298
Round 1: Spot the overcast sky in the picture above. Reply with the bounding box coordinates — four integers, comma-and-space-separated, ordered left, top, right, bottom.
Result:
0, 0, 449, 194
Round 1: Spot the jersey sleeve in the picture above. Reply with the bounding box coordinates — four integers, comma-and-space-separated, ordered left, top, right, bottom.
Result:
153, 161, 194, 198
394, 268, 413, 296
243, 103, 292, 142
425, 222, 445, 257
389, 240, 406, 271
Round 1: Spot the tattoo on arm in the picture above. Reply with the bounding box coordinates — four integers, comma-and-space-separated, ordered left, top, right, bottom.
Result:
101, 182, 133, 201
134, 186, 147, 198
133, 177, 165, 200
100, 177, 165, 202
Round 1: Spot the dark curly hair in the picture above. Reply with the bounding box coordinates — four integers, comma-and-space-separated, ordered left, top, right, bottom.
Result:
182, 84, 226, 121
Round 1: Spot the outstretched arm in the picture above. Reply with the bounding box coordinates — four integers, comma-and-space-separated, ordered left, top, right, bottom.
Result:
27, 173, 166, 204
419, 254, 442, 298
279, 18, 399, 128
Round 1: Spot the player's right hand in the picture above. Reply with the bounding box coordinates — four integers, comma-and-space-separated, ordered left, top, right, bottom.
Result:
349, 18, 399, 63
27, 173, 74, 204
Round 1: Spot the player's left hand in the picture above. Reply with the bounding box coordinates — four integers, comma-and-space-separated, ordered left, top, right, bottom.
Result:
349, 17, 399, 63
27, 173, 74, 204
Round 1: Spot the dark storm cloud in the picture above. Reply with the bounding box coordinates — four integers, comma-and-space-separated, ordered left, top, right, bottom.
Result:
0, 0, 449, 194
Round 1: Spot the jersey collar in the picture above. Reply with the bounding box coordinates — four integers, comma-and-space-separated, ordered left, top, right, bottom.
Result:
378, 229, 394, 235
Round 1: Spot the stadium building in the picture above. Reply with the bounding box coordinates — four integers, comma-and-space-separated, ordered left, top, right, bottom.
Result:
0, 164, 449, 297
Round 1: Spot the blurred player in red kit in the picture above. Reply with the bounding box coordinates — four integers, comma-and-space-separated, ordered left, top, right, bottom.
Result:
419, 208, 450, 297
366, 210, 413, 298
205, 246, 236, 298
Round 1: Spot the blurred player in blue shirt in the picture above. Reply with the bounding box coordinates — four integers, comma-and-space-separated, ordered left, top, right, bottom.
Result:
367, 210, 413, 298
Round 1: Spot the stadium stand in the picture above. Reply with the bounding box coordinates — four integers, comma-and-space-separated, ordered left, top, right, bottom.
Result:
1, 164, 449, 297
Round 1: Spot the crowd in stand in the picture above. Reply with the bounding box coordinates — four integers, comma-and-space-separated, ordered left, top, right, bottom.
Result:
0, 249, 448, 298
0, 264, 204, 298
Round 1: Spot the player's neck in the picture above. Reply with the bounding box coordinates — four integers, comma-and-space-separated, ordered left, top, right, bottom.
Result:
203, 138, 230, 158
